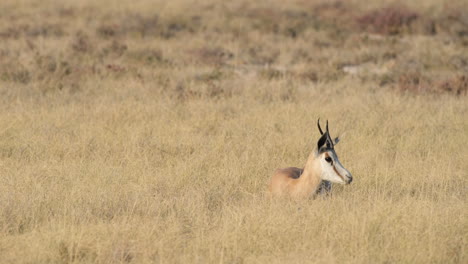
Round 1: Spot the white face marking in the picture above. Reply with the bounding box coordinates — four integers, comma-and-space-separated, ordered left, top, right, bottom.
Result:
319, 151, 352, 184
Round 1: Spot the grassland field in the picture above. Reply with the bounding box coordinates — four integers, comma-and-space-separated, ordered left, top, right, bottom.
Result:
0, 0, 467, 263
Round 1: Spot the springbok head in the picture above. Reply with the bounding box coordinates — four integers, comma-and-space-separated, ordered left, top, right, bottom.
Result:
316, 119, 353, 184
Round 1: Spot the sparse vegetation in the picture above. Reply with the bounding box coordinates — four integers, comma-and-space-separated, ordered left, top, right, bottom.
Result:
0, 0, 467, 263
356, 6, 419, 35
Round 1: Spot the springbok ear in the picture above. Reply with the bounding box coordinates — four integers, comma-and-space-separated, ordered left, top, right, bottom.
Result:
334, 131, 347, 145
333, 137, 340, 145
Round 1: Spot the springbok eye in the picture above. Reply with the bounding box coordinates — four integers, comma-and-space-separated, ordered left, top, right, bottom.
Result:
325, 157, 332, 163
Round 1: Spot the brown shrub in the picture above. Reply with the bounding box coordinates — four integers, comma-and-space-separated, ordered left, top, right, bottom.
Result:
193, 69, 225, 82
101, 40, 127, 58
397, 73, 467, 96
247, 46, 279, 65
0, 23, 64, 39
437, 75, 467, 95
313, 1, 353, 27
126, 49, 169, 66
298, 71, 319, 82
436, 7, 468, 37
97, 14, 201, 39
189, 47, 233, 66
71, 32, 93, 53
1, 69, 31, 84
96, 24, 120, 38
397, 72, 428, 94
357, 6, 419, 35
25, 23, 64, 38
106, 64, 126, 73
245, 6, 336, 38
97, 14, 159, 38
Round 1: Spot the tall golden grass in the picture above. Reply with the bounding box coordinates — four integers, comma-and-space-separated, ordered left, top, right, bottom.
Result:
0, 0, 467, 263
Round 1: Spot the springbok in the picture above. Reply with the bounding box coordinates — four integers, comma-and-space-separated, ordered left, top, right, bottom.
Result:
269, 119, 352, 199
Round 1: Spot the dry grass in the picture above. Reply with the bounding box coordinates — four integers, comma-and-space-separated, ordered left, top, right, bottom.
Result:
0, 0, 467, 263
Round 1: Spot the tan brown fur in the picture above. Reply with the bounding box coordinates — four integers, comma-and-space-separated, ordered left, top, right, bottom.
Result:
269, 152, 322, 199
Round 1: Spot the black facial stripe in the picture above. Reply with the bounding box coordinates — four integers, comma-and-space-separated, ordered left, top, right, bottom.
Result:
333, 166, 345, 181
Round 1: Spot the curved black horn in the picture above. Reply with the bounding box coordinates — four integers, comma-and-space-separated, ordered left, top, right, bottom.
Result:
326, 120, 334, 148
317, 118, 324, 135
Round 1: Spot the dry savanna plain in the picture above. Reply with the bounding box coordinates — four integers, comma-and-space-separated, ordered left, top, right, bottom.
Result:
0, 0, 467, 263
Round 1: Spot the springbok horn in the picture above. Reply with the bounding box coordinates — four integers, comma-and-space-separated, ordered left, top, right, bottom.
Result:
317, 118, 324, 135
326, 120, 334, 148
